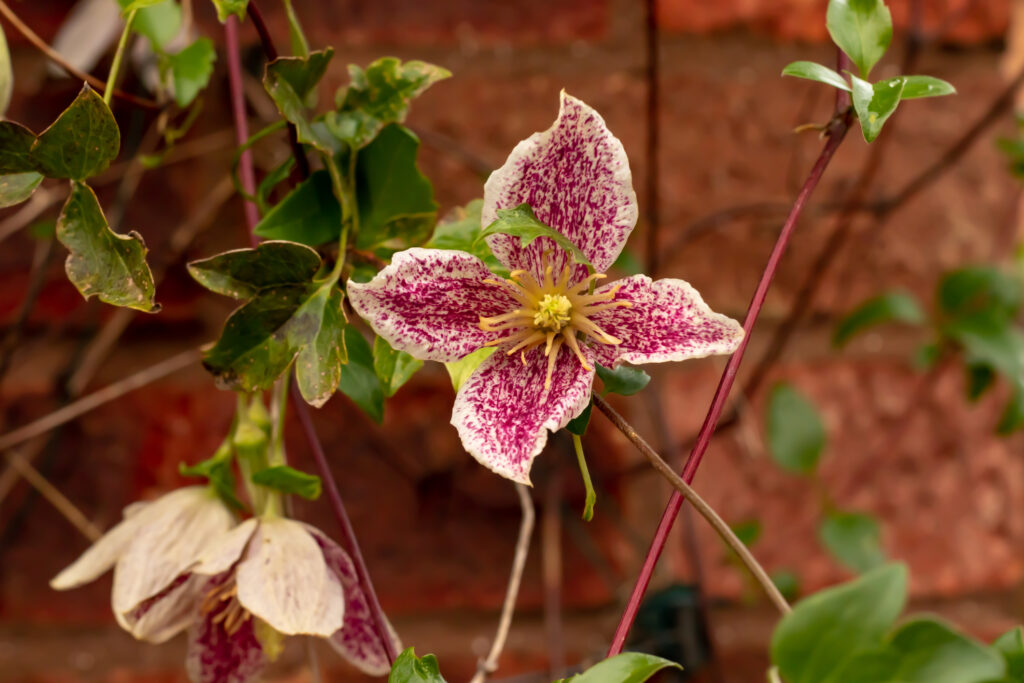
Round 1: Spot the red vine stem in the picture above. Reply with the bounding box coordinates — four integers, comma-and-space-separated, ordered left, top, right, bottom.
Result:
606, 53, 854, 656
224, 16, 261, 238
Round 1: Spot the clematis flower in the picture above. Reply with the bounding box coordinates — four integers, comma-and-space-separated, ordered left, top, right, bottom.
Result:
50, 486, 234, 643
348, 91, 744, 484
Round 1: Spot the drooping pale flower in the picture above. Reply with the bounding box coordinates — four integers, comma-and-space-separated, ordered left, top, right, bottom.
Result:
50, 486, 234, 643
348, 91, 744, 484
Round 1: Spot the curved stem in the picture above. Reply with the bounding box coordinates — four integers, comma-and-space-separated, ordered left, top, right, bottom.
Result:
104, 9, 136, 107
571, 433, 596, 521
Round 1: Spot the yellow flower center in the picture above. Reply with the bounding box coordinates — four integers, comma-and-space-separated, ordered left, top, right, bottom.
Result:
478, 260, 632, 390
201, 576, 251, 636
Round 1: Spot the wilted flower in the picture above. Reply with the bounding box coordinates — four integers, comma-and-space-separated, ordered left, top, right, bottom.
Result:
348, 91, 743, 483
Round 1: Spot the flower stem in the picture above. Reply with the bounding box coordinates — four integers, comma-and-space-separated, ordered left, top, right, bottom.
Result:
104, 9, 136, 107
571, 434, 595, 521
605, 54, 853, 656
223, 15, 260, 240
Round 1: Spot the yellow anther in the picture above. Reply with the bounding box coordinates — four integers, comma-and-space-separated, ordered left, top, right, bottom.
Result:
533, 294, 572, 332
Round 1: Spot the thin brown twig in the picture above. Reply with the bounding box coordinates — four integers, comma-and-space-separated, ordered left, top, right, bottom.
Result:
469, 483, 536, 683
593, 395, 790, 616
0, 0, 160, 110
4, 449, 101, 540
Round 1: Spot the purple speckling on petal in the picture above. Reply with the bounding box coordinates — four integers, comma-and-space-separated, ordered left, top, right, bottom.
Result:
185, 573, 265, 683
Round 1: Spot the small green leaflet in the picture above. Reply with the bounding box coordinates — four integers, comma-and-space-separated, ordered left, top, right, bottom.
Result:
555, 653, 680, 683
57, 181, 158, 312
782, 61, 851, 92
477, 204, 592, 271
132, 0, 182, 50
0, 122, 43, 206
180, 443, 241, 509
118, 0, 167, 11
388, 648, 446, 683
900, 75, 956, 99
264, 50, 340, 155
251, 465, 322, 500
819, 510, 886, 573
168, 37, 216, 107
31, 85, 120, 180
992, 627, 1024, 680
566, 398, 592, 435
254, 170, 341, 247
373, 335, 423, 397
427, 199, 504, 274
826, 0, 892, 78
595, 363, 651, 396
851, 74, 904, 143
443, 347, 495, 392
337, 327, 386, 422
188, 240, 322, 299
0, 172, 42, 208
833, 290, 925, 348
765, 382, 826, 475
212, 0, 248, 22
269, 48, 333, 107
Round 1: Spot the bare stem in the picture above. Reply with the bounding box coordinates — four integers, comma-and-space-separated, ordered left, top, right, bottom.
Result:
593, 395, 790, 616
104, 9, 136, 107
224, 15, 261, 238
469, 483, 536, 683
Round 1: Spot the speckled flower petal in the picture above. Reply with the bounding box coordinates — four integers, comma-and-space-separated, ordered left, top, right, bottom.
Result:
452, 344, 595, 484
118, 571, 204, 644
588, 276, 744, 368
348, 248, 521, 362
305, 526, 401, 676
483, 91, 638, 284
185, 574, 265, 683
235, 518, 344, 637
192, 518, 259, 577
50, 509, 140, 590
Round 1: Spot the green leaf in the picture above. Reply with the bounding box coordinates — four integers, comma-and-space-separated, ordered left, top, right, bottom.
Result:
851, 75, 905, 143
0, 121, 38, 174
251, 465, 321, 500
282, 0, 309, 58
355, 124, 437, 252
388, 648, 447, 683
992, 627, 1024, 681
884, 618, 1006, 682
256, 156, 296, 216
819, 511, 886, 573
427, 199, 504, 274
268, 48, 333, 106
771, 563, 907, 683
938, 267, 1021, 320
782, 61, 851, 91
327, 57, 450, 149
731, 519, 762, 547
595, 363, 651, 396
833, 290, 926, 347
478, 203, 592, 271
168, 37, 216, 107
263, 50, 340, 155
943, 313, 1024, 381
826, 0, 893, 78
337, 327, 385, 422
901, 75, 956, 99
566, 398, 593, 436
188, 241, 322, 299
211, 0, 248, 22
765, 383, 826, 475
568, 653, 680, 683
30, 85, 120, 180
118, 0, 167, 11
0, 172, 42, 208
373, 335, 423, 397
180, 444, 241, 509
0, 20, 12, 117
133, 0, 182, 49
294, 282, 348, 407
444, 347, 495, 392
253, 170, 341, 247
57, 181, 158, 312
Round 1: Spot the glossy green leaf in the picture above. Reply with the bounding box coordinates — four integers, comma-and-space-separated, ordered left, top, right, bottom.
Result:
427, 199, 504, 274
388, 648, 447, 683
0, 172, 42, 208
57, 181, 158, 312
373, 335, 423, 397
478, 203, 592, 271
187, 241, 322, 299
833, 290, 926, 347
180, 443, 241, 509
264, 50, 340, 155
901, 75, 956, 99
567, 653, 680, 683
826, 0, 893, 78
337, 327, 385, 423
30, 85, 120, 180
765, 383, 826, 475
851, 75, 904, 143
270, 48, 332, 106
595, 363, 651, 396
772, 563, 907, 683
355, 124, 437, 252
444, 347, 495, 392
821, 647, 903, 683
566, 398, 593, 436
327, 57, 450, 149
938, 267, 1021, 320
212, 0, 248, 22
0, 121, 38, 174
993, 627, 1024, 681
168, 37, 216, 107
133, 0, 182, 49
294, 282, 348, 407
0, 20, 12, 116
251, 465, 321, 500
782, 61, 851, 91
253, 170, 341, 247
884, 618, 1006, 682
819, 511, 886, 573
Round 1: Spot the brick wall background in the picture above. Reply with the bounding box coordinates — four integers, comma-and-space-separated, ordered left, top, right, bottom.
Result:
1, 1, 1023, 681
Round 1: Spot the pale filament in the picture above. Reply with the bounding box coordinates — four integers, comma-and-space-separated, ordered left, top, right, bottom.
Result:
201, 576, 252, 636
479, 260, 632, 390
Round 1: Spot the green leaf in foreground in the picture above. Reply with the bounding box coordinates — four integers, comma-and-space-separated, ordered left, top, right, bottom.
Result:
132, 0, 181, 50
563, 653, 680, 683
0, 172, 42, 208
373, 335, 423, 397
388, 648, 446, 683
337, 327, 385, 422
31, 85, 120, 180
168, 37, 216, 107
187, 240, 322, 299
254, 170, 342, 247
826, 0, 893, 78
57, 181, 158, 312
595, 363, 651, 396
251, 465, 321, 500
444, 347, 495, 392
0, 120, 38, 174
851, 74, 904, 143
478, 203, 592, 271
772, 563, 907, 683
269, 48, 333, 107
833, 290, 925, 347
993, 627, 1024, 680
765, 382, 826, 475
263, 50, 340, 155
819, 510, 886, 573
900, 75, 956, 99
881, 618, 1005, 683
566, 398, 592, 436
782, 61, 851, 91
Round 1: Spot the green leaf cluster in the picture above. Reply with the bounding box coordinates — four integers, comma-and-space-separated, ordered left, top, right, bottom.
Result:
427, 199, 505, 274
335, 329, 422, 423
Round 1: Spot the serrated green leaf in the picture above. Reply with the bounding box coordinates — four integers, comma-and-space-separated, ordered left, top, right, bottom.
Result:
427, 199, 504, 274
188, 241, 322, 299
251, 465, 321, 500
993, 627, 1024, 681
0, 20, 12, 117
568, 653, 681, 683
884, 618, 1006, 682
819, 511, 886, 573
168, 37, 216, 107
30, 85, 120, 180
355, 123, 437, 252
388, 648, 447, 683
765, 383, 826, 475
212, 0, 248, 22
0, 172, 42, 208
901, 75, 956, 100
772, 563, 907, 683
372, 335, 423, 397
782, 61, 851, 91
253, 170, 341, 247
57, 181, 158, 312
326, 57, 450, 149
444, 346, 495, 392
595, 363, 651, 396
851, 75, 904, 143
0, 121, 38, 174
826, 0, 893, 78
264, 50, 340, 155
133, 0, 182, 49
337, 327, 385, 422
833, 290, 925, 347
566, 398, 592, 435
478, 203, 592, 271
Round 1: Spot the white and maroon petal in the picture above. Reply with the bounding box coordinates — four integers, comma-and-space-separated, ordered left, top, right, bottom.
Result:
347, 248, 521, 363
185, 574, 265, 683
117, 571, 205, 643
588, 276, 743, 368
193, 518, 258, 576
483, 90, 638, 284
451, 344, 595, 484
50, 511, 140, 590
305, 526, 401, 676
